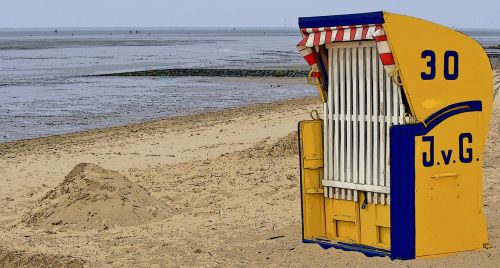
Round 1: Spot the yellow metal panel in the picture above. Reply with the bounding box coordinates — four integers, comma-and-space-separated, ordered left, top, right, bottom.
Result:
375, 205, 390, 228
378, 227, 391, 246
331, 199, 359, 243
299, 120, 326, 240
336, 221, 357, 241
325, 198, 335, 241
383, 13, 493, 140
414, 112, 488, 257
358, 193, 391, 250
301, 120, 324, 170
383, 12, 491, 258
305, 188, 324, 194
332, 199, 357, 222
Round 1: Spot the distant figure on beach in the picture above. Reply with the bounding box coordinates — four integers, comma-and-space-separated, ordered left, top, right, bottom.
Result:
54, 29, 58, 34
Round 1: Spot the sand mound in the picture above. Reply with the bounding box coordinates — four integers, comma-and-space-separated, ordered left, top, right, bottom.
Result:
266, 131, 298, 157
243, 132, 298, 159
20, 163, 171, 230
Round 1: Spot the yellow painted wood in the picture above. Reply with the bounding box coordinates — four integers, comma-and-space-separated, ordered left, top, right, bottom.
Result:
305, 188, 324, 194
331, 199, 359, 243
414, 112, 488, 257
378, 227, 391, 246
299, 120, 392, 248
299, 11, 491, 258
325, 198, 335, 241
383, 12, 490, 258
299, 120, 326, 240
383, 13, 493, 142
358, 193, 391, 250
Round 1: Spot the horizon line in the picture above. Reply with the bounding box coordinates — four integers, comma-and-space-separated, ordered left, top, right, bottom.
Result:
1, 26, 500, 30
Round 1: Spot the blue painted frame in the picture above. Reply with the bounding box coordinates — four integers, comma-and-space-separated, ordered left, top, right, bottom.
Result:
298, 11, 384, 29
304, 239, 390, 257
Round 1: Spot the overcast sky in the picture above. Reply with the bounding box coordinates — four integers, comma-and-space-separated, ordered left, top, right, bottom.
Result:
1, 0, 499, 28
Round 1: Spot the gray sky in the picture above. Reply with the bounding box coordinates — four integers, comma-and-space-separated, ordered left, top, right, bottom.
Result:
1, 0, 499, 28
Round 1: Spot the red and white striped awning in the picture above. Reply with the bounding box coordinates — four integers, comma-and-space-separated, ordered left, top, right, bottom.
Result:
297, 24, 396, 78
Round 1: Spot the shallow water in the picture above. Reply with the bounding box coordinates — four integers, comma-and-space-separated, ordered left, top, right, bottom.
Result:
0, 28, 305, 86
0, 27, 498, 142
0, 28, 312, 142
0, 76, 312, 142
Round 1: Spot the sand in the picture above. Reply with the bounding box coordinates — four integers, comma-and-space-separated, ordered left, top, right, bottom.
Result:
19, 163, 172, 231
0, 72, 499, 267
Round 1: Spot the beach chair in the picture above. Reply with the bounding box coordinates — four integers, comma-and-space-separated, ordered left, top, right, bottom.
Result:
297, 11, 492, 259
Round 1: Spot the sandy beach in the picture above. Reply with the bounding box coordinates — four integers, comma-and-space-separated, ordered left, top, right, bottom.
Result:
0, 67, 499, 267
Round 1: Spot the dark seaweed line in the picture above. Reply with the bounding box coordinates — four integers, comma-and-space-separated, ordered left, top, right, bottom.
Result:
95, 68, 309, 78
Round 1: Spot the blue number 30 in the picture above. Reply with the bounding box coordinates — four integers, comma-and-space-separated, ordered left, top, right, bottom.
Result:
421, 50, 436, 80
444, 51, 459, 80
420, 50, 459, 80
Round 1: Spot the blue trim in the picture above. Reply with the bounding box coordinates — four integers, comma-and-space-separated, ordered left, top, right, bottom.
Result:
298, 11, 384, 29
390, 124, 418, 260
389, 100, 482, 260
304, 239, 390, 257
423, 101, 482, 132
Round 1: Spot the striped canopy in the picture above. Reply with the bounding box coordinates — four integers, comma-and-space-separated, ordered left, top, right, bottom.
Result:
297, 12, 396, 78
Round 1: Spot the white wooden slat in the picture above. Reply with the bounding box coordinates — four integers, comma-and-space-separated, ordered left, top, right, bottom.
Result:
323, 41, 408, 204
366, 47, 373, 204
383, 53, 389, 205
371, 46, 379, 205
346, 47, 352, 201
327, 47, 332, 198
328, 48, 335, 198
325, 51, 336, 198
378, 51, 385, 205
333, 47, 340, 200
358, 47, 366, 187
327, 49, 332, 198
386, 66, 394, 189
323, 102, 329, 198
365, 46, 372, 192
322, 180, 390, 194
352, 47, 359, 202
339, 48, 346, 200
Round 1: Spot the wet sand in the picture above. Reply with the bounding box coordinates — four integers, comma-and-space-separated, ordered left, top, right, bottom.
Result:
0, 70, 499, 267
0, 77, 312, 142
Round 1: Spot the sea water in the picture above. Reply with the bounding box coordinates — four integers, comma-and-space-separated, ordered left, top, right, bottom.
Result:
0, 28, 498, 142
